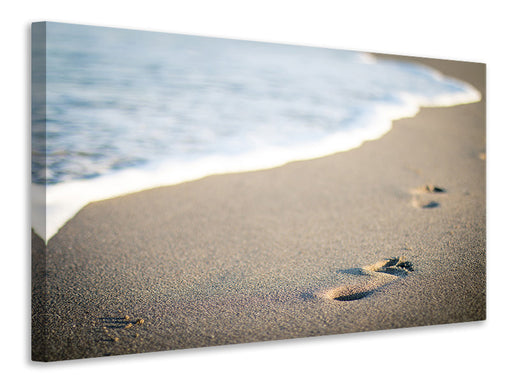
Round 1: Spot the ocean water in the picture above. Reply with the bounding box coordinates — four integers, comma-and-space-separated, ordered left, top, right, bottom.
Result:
32, 22, 481, 241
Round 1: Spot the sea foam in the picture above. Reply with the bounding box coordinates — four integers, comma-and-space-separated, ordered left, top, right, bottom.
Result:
33, 64, 480, 242
33, 23, 482, 242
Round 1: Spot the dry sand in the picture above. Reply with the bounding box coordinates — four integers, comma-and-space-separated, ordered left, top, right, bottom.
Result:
32, 55, 485, 361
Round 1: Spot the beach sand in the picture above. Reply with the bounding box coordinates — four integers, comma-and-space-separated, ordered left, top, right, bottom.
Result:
32, 55, 485, 361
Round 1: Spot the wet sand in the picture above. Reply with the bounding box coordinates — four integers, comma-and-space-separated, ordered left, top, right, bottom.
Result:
32, 55, 485, 361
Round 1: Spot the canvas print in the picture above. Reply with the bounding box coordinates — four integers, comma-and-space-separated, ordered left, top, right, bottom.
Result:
31, 22, 486, 362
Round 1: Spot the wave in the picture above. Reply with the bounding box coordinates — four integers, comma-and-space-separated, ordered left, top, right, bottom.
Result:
32, 65, 481, 242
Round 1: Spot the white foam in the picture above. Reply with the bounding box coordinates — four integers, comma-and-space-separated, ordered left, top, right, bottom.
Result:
33, 76, 481, 243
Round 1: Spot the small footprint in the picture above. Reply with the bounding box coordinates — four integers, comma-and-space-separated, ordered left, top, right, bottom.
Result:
411, 184, 445, 209
417, 185, 446, 193
98, 316, 144, 342
318, 257, 413, 301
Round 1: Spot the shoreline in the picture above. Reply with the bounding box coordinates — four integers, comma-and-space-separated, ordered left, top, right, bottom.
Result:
32, 53, 481, 243
32, 55, 485, 361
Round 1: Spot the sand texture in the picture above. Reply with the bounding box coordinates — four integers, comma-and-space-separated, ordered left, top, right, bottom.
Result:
32, 56, 486, 361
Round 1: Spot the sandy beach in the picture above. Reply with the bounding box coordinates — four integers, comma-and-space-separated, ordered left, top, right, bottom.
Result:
32, 55, 485, 362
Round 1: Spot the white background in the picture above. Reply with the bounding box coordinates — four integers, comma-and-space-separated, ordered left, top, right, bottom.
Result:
1, 1, 510, 383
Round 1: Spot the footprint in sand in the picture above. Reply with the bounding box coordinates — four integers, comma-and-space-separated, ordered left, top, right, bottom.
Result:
411, 184, 446, 209
318, 257, 413, 301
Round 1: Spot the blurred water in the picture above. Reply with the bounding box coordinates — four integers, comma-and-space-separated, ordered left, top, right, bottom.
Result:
33, 22, 479, 186
31, 23, 481, 241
